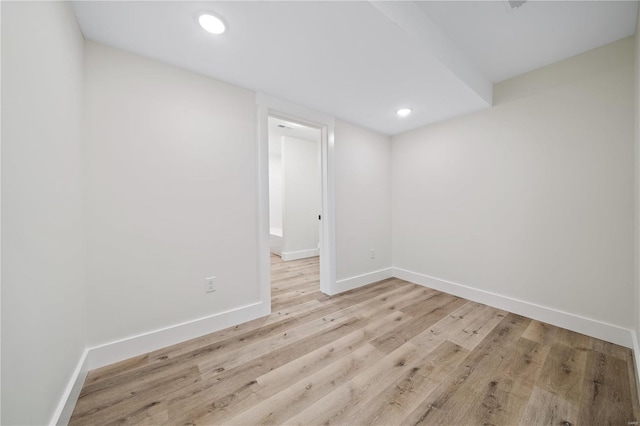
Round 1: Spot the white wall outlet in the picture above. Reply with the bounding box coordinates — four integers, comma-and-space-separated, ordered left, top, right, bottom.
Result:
205, 276, 216, 293
370, 249, 375, 259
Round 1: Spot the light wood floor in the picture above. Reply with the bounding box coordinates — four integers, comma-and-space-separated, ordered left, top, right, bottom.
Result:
70, 255, 640, 425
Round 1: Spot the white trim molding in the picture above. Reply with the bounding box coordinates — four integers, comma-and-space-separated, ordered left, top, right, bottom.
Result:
51, 266, 640, 424
632, 332, 640, 404
281, 249, 320, 262
52, 349, 89, 426
255, 92, 336, 296
50, 301, 267, 425
334, 268, 393, 295
393, 267, 635, 348
86, 301, 267, 371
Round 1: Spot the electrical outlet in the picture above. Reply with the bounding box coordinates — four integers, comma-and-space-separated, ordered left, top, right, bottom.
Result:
205, 276, 216, 293
370, 249, 375, 259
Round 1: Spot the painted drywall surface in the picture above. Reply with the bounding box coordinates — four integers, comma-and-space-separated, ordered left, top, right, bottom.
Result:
335, 120, 392, 280
269, 139, 284, 255
393, 37, 635, 328
84, 42, 259, 346
282, 136, 321, 254
269, 147, 283, 235
1, 2, 86, 424
635, 12, 640, 348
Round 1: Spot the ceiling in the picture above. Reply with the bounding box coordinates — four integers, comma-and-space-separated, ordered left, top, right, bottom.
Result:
72, 1, 638, 136
418, 1, 638, 83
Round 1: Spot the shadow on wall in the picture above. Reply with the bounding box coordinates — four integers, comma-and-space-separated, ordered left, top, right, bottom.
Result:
494, 37, 634, 106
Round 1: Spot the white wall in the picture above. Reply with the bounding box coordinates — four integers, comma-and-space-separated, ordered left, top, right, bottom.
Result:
634, 9, 640, 357
393, 37, 635, 329
1, 2, 86, 424
84, 42, 260, 346
5, 4, 636, 422
269, 139, 283, 255
269, 147, 283, 234
335, 120, 392, 281
282, 136, 321, 256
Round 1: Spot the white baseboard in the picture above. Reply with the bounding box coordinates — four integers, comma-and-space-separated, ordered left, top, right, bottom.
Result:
632, 332, 640, 404
334, 268, 393, 294
51, 349, 90, 425
281, 248, 319, 261
393, 267, 634, 348
51, 301, 268, 425
50, 268, 638, 425
86, 301, 268, 370
269, 233, 282, 256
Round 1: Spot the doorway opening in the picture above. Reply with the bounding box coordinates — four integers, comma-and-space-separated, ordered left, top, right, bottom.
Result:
268, 116, 322, 309
256, 93, 336, 314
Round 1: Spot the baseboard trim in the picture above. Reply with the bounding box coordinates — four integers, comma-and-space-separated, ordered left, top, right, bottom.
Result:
281, 248, 319, 261
50, 268, 638, 424
393, 267, 634, 348
86, 301, 268, 371
51, 301, 268, 425
51, 349, 89, 425
632, 332, 640, 404
334, 268, 393, 295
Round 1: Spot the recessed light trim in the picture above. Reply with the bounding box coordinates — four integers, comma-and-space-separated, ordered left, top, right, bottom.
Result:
199, 13, 226, 35
396, 108, 412, 117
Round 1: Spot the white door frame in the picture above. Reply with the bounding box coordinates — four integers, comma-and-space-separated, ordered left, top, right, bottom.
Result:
256, 93, 336, 312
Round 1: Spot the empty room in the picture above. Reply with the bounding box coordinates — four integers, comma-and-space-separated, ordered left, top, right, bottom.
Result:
3, 0, 640, 424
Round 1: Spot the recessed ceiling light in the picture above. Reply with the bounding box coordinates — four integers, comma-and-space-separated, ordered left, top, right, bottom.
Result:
199, 13, 226, 35
396, 108, 412, 117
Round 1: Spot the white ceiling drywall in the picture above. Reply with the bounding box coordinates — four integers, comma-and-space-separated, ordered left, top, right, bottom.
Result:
418, 1, 638, 83
71, 1, 637, 136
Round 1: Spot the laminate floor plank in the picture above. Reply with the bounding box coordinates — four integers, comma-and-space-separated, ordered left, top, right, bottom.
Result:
371, 295, 467, 354
271, 278, 319, 296
347, 340, 469, 426
167, 316, 366, 425
627, 351, 640, 421
82, 354, 150, 387
270, 289, 325, 311
223, 343, 384, 425
194, 284, 427, 384
519, 386, 577, 426
70, 366, 200, 425
460, 337, 549, 425
399, 313, 532, 425
444, 303, 508, 351
182, 282, 417, 384
522, 319, 559, 347
578, 350, 636, 425
399, 290, 455, 317
425, 301, 487, 338
192, 280, 432, 377
195, 283, 437, 382
536, 343, 588, 406
69, 255, 640, 425
285, 341, 430, 425
178, 309, 412, 425
196, 314, 363, 381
